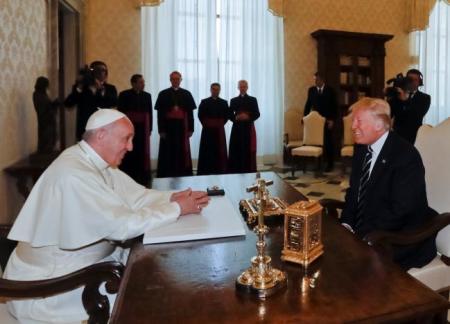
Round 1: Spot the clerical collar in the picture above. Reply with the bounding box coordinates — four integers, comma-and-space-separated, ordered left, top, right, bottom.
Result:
240, 93, 246, 97
172, 87, 179, 91
79, 140, 110, 171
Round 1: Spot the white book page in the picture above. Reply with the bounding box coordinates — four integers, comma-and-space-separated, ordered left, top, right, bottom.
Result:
144, 196, 246, 244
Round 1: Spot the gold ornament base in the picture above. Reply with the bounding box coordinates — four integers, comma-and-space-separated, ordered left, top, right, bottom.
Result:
281, 244, 324, 266
236, 255, 287, 298
239, 197, 287, 224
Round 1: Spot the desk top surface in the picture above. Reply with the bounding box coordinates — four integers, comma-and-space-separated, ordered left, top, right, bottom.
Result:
110, 172, 448, 324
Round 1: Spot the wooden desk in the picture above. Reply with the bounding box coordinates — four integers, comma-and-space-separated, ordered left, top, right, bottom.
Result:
110, 172, 448, 323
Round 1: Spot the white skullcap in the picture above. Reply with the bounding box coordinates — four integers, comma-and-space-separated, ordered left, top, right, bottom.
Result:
85, 108, 128, 131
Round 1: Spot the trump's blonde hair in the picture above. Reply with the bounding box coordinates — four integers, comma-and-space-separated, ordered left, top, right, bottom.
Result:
349, 97, 391, 131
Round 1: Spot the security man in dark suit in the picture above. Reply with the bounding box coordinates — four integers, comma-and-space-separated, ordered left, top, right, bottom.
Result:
341, 97, 436, 270
64, 61, 118, 140
389, 69, 431, 144
304, 72, 338, 171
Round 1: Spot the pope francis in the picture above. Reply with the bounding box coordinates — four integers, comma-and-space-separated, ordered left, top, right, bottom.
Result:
3, 109, 209, 323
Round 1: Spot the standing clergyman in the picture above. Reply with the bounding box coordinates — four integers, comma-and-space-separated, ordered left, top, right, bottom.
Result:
154, 71, 196, 177
228, 80, 260, 173
197, 83, 231, 175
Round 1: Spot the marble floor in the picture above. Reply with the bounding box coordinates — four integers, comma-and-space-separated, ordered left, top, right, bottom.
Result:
276, 168, 349, 202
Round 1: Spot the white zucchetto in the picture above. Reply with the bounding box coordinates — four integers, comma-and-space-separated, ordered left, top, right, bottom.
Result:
85, 108, 128, 130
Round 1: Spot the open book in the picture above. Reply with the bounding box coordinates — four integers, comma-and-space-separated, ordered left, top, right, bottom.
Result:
144, 196, 246, 244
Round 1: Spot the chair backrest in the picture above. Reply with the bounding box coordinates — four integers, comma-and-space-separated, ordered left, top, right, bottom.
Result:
342, 113, 354, 146
302, 111, 325, 146
284, 108, 302, 142
415, 118, 450, 256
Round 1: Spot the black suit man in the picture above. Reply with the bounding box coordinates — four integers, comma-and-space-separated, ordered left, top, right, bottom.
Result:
64, 61, 118, 140
341, 97, 436, 270
389, 69, 431, 144
304, 73, 338, 171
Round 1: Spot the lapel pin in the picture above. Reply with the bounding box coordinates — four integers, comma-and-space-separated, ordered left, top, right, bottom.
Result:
382, 159, 386, 164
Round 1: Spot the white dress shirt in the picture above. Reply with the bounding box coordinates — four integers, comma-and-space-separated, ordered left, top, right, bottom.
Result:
368, 131, 389, 176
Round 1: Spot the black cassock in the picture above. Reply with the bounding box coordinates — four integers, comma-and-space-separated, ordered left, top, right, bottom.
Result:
228, 94, 260, 173
197, 97, 231, 175
64, 83, 118, 140
155, 87, 196, 178
118, 89, 152, 186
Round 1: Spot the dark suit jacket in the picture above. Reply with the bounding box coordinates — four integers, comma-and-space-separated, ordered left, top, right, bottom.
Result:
341, 132, 436, 270
64, 83, 118, 140
390, 90, 431, 144
304, 85, 338, 120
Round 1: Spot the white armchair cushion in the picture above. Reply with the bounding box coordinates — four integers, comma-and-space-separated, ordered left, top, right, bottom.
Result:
302, 111, 325, 146
436, 228, 450, 257
408, 256, 450, 291
291, 146, 323, 157
286, 140, 303, 149
415, 119, 450, 257
340, 145, 354, 157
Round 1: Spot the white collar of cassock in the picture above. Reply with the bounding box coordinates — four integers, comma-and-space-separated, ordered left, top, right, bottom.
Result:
79, 140, 110, 171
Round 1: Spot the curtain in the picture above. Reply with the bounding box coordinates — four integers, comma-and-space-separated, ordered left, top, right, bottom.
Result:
141, 0, 284, 167
414, 0, 450, 125
218, 0, 284, 163
406, 0, 437, 32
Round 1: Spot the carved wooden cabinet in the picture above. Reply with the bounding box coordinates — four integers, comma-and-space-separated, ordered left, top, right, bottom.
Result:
311, 29, 393, 115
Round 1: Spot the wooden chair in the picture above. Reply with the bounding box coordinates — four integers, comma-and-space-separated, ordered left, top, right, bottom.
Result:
340, 113, 354, 173
283, 108, 303, 165
0, 225, 125, 324
320, 119, 450, 321
291, 111, 325, 177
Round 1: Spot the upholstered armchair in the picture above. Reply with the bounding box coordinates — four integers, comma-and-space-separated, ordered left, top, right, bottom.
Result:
340, 113, 354, 173
320, 119, 450, 320
290, 111, 325, 177
0, 225, 125, 324
283, 108, 303, 164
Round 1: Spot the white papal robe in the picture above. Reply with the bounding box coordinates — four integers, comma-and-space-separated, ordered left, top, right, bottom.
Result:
3, 140, 181, 323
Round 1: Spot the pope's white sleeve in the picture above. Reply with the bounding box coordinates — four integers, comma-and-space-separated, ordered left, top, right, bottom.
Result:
105, 201, 181, 241
61, 176, 181, 245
